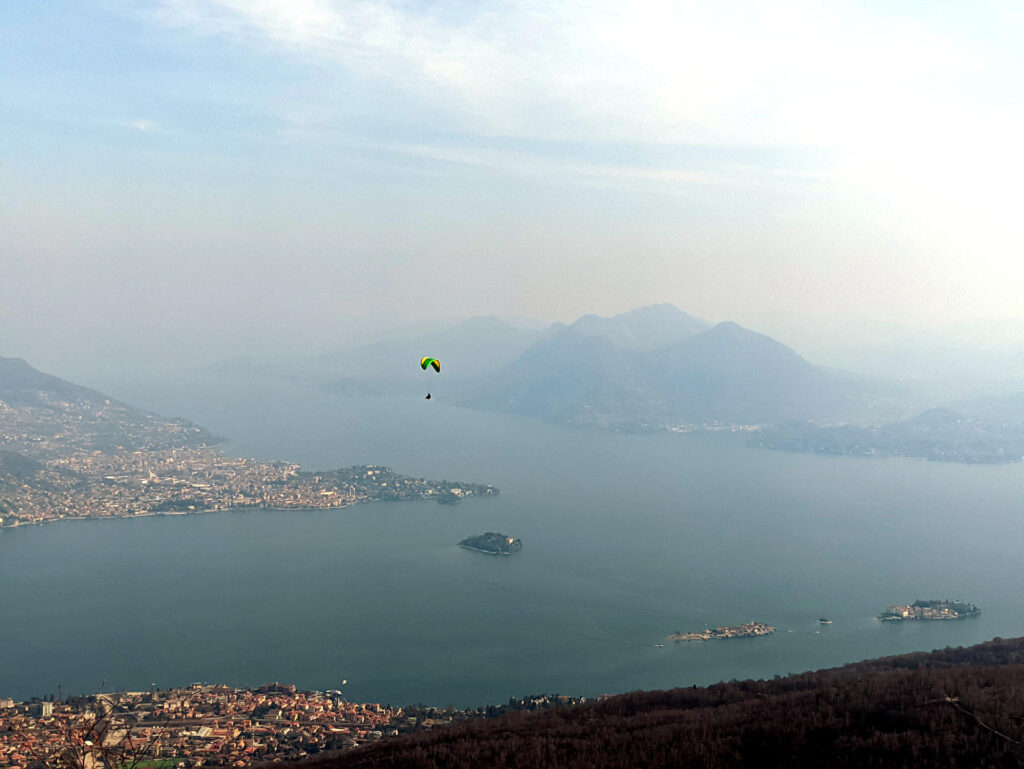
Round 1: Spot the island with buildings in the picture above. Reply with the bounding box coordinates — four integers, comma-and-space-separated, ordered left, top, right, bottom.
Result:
458, 532, 523, 555
668, 622, 776, 642
878, 600, 980, 621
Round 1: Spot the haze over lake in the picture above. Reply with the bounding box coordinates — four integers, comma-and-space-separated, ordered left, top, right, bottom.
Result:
2, 374, 1022, 707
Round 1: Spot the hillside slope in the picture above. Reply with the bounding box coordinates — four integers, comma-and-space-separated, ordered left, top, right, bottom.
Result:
0, 355, 112, 407
568, 304, 709, 350
0, 354, 217, 455
282, 636, 1024, 769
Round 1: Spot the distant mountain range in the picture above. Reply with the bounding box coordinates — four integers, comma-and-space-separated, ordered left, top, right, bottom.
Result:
455, 307, 896, 428
556, 303, 711, 351
281, 304, 928, 427
26, 303, 1024, 435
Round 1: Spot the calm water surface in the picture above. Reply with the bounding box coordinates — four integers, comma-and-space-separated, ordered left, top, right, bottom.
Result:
2, 374, 1023, 706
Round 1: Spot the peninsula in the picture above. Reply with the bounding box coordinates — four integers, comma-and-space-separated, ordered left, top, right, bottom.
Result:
878, 600, 980, 621
458, 532, 522, 555
751, 409, 1024, 465
0, 356, 498, 528
668, 622, 775, 642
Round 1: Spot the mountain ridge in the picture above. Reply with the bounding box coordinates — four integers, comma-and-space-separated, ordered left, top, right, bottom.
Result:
458, 309, 869, 427
0, 354, 116, 407
567, 303, 710, 351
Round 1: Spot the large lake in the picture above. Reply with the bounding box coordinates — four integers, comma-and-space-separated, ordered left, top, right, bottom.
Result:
2, 374, 1023, 707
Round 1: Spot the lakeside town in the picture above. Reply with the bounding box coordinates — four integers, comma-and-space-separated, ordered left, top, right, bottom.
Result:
0, 390, 496, 528
750, 413, 1024, 465
0, 685, 588, 769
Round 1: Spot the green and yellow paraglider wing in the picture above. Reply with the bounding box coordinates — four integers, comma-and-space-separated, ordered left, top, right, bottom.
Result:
420, 357, 441, 373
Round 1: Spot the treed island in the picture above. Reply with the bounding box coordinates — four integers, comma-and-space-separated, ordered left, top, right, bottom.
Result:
0, 356, 496, 527
458, 532, 522, 555
878, 600, 980, 622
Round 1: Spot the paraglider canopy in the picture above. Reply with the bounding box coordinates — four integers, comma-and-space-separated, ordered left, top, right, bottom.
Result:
420, 357, 441, 373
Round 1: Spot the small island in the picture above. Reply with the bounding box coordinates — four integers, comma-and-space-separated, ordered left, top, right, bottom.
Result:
878, 599, 980, 622
458, 532, 522, 555
668, 622, 775, 642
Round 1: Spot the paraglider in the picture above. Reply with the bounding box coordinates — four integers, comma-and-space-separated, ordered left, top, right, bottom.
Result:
421, 357, 440, 400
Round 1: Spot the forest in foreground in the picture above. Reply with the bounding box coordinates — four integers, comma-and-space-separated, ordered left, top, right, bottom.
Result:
278, 636, 1024, 769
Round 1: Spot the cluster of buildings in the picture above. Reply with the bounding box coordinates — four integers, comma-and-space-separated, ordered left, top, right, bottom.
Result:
403, 694, 590, 723
0, 395, 496, 528
0, 684, 401, 768
0, 395, 211, 461
877, 600, 980, 622
664, 422, 761, 433
668, 622, 777, 642
0, 687, 591, 769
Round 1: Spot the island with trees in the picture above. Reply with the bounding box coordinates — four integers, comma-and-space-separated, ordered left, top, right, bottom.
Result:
878, 600, 980, 621
458, 532, 522, 555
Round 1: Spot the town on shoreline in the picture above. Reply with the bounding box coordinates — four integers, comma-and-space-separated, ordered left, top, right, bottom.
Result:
0, 392, 497, 529
0, 684, 588, 768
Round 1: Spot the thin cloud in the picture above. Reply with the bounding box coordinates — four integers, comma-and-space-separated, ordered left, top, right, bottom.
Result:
126, 119, 159, 132
138, 1, 1024, 232
384, 141, 751, 189
145, 0, 1014, 149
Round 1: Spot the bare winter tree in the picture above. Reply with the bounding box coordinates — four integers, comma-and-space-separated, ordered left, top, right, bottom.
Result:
5, 691, 169, 769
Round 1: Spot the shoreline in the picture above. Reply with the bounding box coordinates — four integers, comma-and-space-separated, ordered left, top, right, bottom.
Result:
458, 543, 514, 556
0, 496, 479, 530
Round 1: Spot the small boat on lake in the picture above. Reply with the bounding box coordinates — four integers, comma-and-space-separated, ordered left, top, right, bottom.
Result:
818, 617, 832, 624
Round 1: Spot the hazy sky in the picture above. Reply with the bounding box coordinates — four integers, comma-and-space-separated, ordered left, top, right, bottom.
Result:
3, 1, 1024, 373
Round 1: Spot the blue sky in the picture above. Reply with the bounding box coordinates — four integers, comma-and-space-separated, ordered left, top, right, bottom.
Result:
3, 1, 1024, 373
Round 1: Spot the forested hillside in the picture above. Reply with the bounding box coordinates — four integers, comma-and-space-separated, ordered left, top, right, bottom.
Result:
282, 637, 1024, 769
